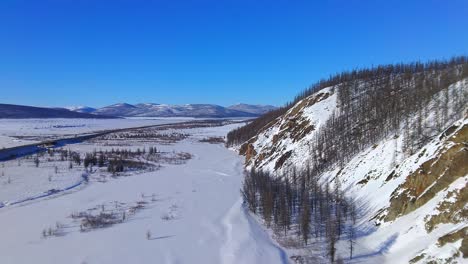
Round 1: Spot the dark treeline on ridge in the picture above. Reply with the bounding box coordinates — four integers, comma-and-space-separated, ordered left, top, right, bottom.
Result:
226, 56, 468, 148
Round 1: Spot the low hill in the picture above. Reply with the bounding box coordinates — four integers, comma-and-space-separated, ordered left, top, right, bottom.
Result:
0, 104, 116, 119
65, 106, 97, 113
227, 104, 277, 115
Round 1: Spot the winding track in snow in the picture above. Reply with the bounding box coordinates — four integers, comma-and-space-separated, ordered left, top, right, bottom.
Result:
0, 175, 87, 209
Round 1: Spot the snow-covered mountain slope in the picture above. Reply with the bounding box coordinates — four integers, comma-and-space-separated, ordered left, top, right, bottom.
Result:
91, 103, 260, 118
326, 117, 467, 263
236, 78, 468, 263
93, 103, 138, 117
240, 86, 336, 172
65, 106, 96, 113
228, 104, 277, 115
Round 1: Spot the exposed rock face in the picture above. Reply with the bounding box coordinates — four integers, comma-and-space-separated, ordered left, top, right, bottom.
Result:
437, 226, 467, 257
241, 87, 336, 172
425, 183, 468, 232
244, 143, 257, 164
385, 123, 468, 222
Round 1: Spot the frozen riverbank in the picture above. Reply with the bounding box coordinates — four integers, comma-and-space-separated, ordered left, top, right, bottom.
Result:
0, 123, 287, 264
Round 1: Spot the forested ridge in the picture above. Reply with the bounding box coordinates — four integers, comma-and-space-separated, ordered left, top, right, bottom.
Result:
232, 56, 468, 262
227, 56, 468, 150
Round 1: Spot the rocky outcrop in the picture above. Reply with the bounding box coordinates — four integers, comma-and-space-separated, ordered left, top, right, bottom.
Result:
384, 123, 468, 222
240, 87, 336, 171
437, 227, 468, 257
426, 183, 468, 232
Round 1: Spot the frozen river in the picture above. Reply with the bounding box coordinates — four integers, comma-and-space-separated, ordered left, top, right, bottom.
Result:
0, 122, 286, 264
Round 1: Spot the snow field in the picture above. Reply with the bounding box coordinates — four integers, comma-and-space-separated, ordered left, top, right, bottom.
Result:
0, 122, 287, 264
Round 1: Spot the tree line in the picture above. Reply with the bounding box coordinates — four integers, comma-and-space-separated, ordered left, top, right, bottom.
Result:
307, 56, 468, 175
226, 56, 468, 148
242, 167, 358, 262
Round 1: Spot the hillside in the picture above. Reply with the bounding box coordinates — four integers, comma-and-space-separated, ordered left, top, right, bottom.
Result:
227, 104, 277, 115
93, 103, 138, 117
229, 57, 468, 263
0, 104, 115, 119
64, 106, 97, 113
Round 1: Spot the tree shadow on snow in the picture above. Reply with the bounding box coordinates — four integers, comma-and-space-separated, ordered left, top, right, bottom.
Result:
347, 195, 381, 239
149, 235, 174, 240
351, 233, 398, 261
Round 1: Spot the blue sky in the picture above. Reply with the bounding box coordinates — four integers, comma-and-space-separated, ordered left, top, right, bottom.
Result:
1, 0, 467, 108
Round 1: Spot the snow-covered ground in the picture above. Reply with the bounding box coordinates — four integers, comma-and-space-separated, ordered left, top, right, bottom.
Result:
0, 118, 191, 149
0, 122, 287, 264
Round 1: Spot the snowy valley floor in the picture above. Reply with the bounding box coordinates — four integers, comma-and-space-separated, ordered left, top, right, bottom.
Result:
0, 122, 287, 264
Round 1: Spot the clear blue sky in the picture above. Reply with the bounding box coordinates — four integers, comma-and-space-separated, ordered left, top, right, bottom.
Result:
1, 0, 467, 108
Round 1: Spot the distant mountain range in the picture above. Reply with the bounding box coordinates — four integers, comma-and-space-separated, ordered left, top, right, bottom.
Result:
0, 104, 115, 119
0, 103, 276, 119
68, 103, 277, 118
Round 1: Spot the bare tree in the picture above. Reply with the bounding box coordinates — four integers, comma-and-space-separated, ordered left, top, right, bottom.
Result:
326, 217, 338, 263
34, 155, 40, 167
299, 194, 311, 245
